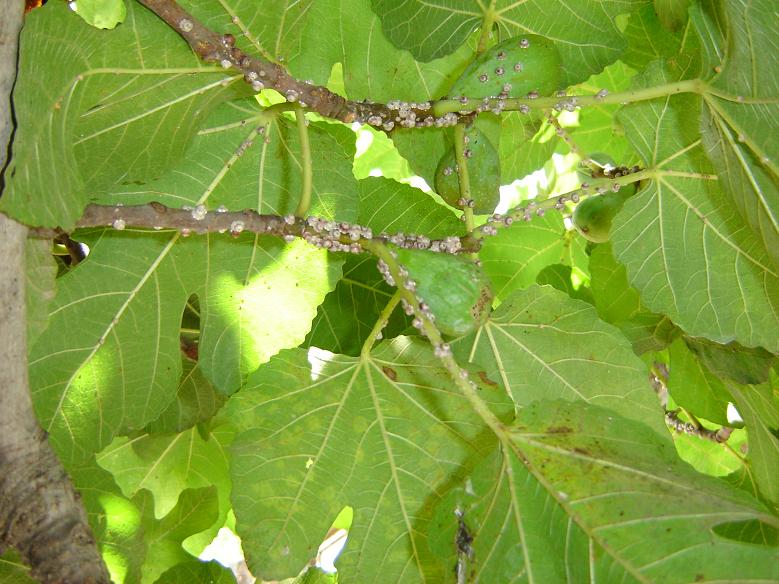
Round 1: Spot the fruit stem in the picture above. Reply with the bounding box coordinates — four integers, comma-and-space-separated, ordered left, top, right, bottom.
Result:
293, 105, 313, 217
453, 124, 475, 234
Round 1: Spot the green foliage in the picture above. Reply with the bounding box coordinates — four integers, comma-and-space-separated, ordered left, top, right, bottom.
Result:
4, 0, 779, 581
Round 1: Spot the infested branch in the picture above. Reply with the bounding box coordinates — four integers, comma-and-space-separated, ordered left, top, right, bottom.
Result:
664, 410, 734, 444
135, 0, 708, 131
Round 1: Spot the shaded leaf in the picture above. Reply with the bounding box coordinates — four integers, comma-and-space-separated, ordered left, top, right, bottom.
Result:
654, 0, 691, 31
145, 359, 227, 435
370, 0, 644, 86
667, 338, 732, 426
479, 211, 572, 301
305, 255, 409, 356
535, 263, 594, 304
0, 551, 36, 584
726, 383, 779, 507
684, 336, 775, 386
621, 3, 682, 70
138, 487, 220, 584
153, 559, 236, 584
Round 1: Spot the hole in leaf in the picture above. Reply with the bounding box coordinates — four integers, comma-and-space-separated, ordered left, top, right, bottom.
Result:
712, 519, 779, 546
316, 506, 353, 573
180, 294, 200, 361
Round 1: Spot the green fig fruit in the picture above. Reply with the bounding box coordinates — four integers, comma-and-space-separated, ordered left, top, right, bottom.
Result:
449, 34, 563, 100
394, 248, 493, 337
572, 190, 633, 243
434, 126, 500, 215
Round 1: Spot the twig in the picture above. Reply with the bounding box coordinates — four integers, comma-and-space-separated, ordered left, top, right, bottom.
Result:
361, 291, 401, 357
664, 410, 733, 444
453, 124, 475, 234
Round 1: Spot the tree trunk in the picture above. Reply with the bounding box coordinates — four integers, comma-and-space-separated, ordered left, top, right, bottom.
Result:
0, 1, 110, 582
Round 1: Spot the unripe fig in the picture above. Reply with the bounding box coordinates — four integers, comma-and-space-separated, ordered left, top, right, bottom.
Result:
449, 34, 563, 99
434, 126, 500, 214
572, 190, 633, 243
394, 248, 493, 337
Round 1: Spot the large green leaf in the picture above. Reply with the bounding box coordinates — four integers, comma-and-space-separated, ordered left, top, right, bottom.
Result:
224, 341, 513, 581
430, 400, 777, 582
370, 0, 644, 85
28, 103, 355, 465
1, 1, 242, 228
505, 400, 779, 582
695, 0, 779, 268
454, 285, 667, 434
613, 64, 779, 353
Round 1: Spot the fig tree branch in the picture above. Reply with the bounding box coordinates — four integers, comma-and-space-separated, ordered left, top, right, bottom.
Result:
135, 0, 715, 129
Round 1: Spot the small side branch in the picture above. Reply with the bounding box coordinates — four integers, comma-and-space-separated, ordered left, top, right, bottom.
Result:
665, 410, 733, 444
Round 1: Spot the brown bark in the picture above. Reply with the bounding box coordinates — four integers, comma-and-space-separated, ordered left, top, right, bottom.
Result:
0, 1, 110, 582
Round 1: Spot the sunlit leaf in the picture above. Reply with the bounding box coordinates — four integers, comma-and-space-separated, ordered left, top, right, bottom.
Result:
25, 239, 57, 346
454, 285, 666, 433
694, 0, 779, 267
614, 63, 779, 352
225, 341, 513, 581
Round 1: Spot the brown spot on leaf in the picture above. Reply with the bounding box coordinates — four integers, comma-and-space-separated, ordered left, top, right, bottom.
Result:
477, 371, 498, 387
546, 426, 572, 434
382, 366, 397, 381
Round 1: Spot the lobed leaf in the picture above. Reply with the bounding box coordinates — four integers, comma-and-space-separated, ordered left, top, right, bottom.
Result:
370, 0, 644, 86
1, 1, 242, 228
225, 341, 513, 581
453, 285, 667, 434
614, 64, 779, 353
